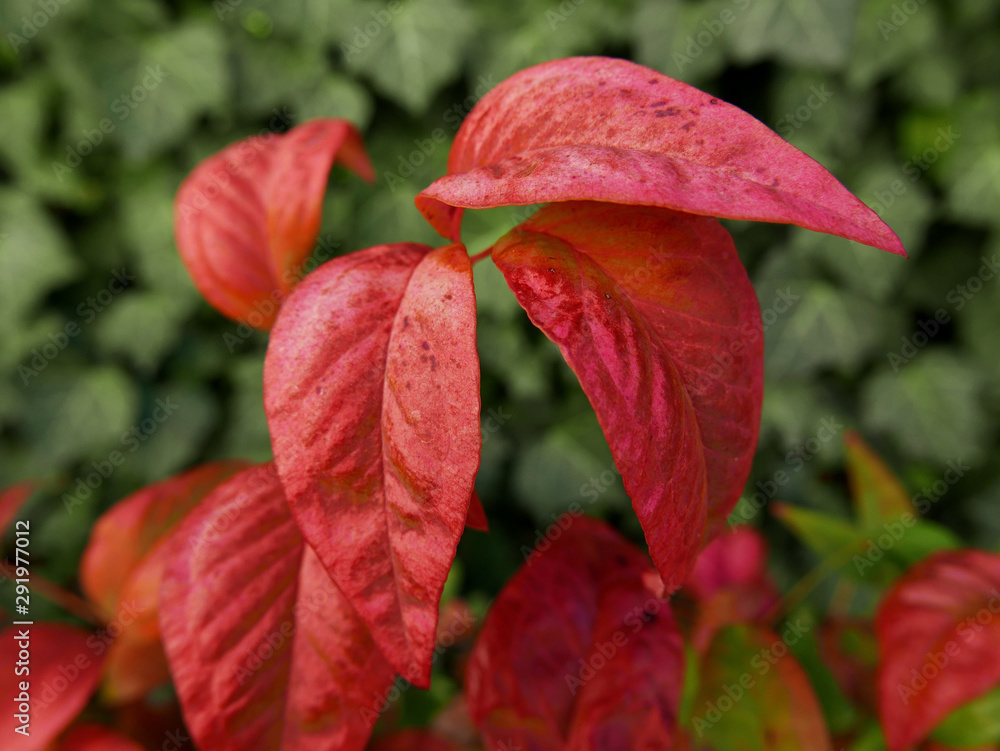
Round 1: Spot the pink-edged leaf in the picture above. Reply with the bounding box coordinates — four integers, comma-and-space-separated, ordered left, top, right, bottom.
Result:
264, 243, 481, 686
490, 201, 762, 589
57, 724, 145, 751
689, 624, 832, 750
160, 463, 397, 751
0, 480, 35, 538
80, 460, 249, 621
466, 514, 684, 751
466, 490, 489, 532
417, 56, 904, 256
175, 118, 374, 329
0, 623, 104, 750
683, 526, 780, 651
875, 550, 1000, 751
368, 729, 461, 751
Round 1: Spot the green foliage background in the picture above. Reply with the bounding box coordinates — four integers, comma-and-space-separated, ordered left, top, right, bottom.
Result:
1, 0, 999, 665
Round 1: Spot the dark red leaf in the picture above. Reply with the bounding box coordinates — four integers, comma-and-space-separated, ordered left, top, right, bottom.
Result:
490, 202, 761, 589
160, 463, 397, 751
175, 119, 374, 329
57, 724, 145, 750
368, 729, 460, 751
264, 243, 481, 686
466, 514, 684, 750
417, 57, 904, 257
876, 550, 1000, 751
0, 623, 104, 750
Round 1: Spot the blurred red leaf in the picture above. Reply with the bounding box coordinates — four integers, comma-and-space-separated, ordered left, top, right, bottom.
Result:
819, 617, 878, 711
367, 728, 460, 750
466, 515, 684, 750
0, 623, 104, 750
490, 202, 761, 590
417, 57, 903, 257
175, 118, 374, 329
0, 480, 35, 538
264, 243, 480, 686
876, 550, 1000, 751
57, 723, 145, 750
160, 463, 397, 751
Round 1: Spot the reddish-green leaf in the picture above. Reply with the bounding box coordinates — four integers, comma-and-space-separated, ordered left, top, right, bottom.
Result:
175, 119, 374, 329
844, 430, 915, 532
875, 550, 1000, 751
417, 56, 904, 257
466, 515, 684, 750
688, 624, 832, 750
0, 623, 104, 750
58, 724, 145, 750
160, 463, 396, 751
819, 617, 878, 711
264, 243, 481, 686
490, 202, 762, 589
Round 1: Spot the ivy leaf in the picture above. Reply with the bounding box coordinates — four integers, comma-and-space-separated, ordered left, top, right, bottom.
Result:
175, 119, 374, 329
875, 550, 1000, 751
466, 515, 685, 750
0, 624, 104, 750
416, 56, 903, 256
160, 464, 397, 751
264, 243, 480, 686
688, 624, 832, 749
491, 202, 762, 589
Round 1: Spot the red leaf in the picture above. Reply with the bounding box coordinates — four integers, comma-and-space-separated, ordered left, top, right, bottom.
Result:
819, 617, 878, 711
160, 463, 397, 751
490, 202, 762, 589
57, 724, 145, 750
466, 515, 684, 750
80, 460, 249, 622
175, 119, 374, 329
0, 480, 35, 538
264, 243, 481, 686
876, 550, 1000, 751
684, 526, 780, 651
0, 623, 104, 750
417, 56, 903, 257
466, 490, 489, 532
368, 729, 460, 751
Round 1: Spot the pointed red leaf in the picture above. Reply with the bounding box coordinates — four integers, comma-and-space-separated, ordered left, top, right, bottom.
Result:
175, 119, 374, 328
875, 550, 1000, 751
417, 56, 903, 256
264, 243, 481, 686
490, 202, 762, 589
160, 463, 397, 751
57, 724, 145, 751
80, 460, 249, 622
466, 515, 684, 750
0, 480, 35, 538
0, 623, 104, 750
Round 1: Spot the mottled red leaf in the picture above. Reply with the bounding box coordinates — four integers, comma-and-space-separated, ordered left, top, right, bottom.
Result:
175, 119, 374, 329
0, 480, 35, 538
58, 724, 145, 750
688, 624, 831, 750
417, 57, 904, 257
876, 550, 1000, 751
0, 623, 104, 750
160, 463, 397, 751
684, 526, 780, 651
368, 729, 460, 751
264, 243, 481, 686
466, 515, 684, 750
490, 202, 762, 589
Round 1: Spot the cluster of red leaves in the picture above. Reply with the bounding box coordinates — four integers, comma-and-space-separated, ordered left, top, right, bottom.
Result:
6, 56, 997, 751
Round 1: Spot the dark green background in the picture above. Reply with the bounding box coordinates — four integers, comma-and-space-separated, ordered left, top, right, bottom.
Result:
2, 0, 999, 638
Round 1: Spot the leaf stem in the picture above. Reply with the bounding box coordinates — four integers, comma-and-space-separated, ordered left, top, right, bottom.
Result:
469, 248, 493, 265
